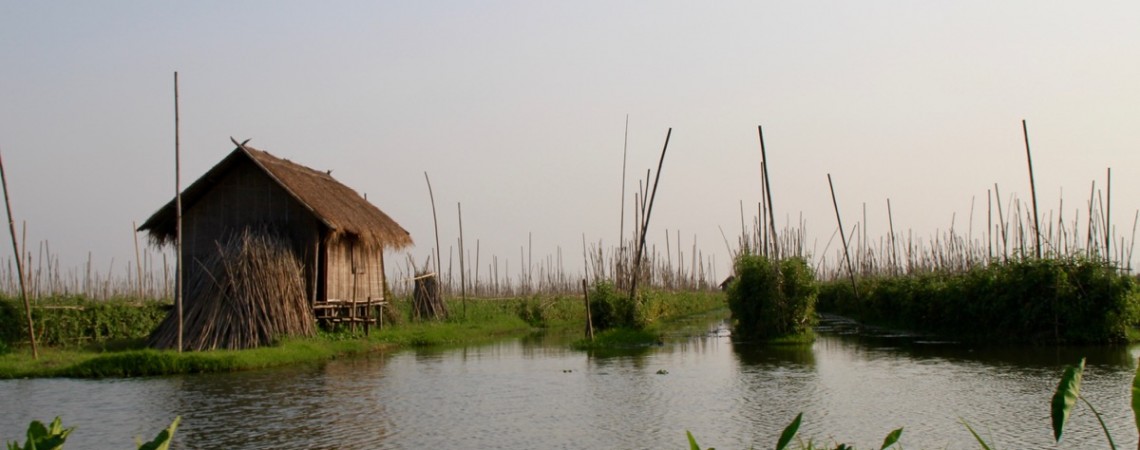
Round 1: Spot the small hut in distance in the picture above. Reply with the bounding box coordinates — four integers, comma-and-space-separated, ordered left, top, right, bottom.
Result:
139, 140, 413, 350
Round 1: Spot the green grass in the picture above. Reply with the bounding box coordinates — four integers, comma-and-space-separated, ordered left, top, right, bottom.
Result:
0, 290, 725, 379
573, 289, 728, 350
0, 337, 384, 379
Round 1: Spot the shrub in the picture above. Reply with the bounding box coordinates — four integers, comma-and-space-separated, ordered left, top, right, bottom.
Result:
727, 255, 818, 341
815, 258, 1140, 344
587, 281, 645, 331
515, 296, 547, 327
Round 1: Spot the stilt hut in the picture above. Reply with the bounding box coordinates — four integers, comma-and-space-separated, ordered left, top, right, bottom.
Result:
138, 140, 413, 349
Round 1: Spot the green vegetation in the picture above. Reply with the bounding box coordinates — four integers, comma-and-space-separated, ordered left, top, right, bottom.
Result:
573, 328, 661, 351
726, 254, 818, 341
0, 296, 168, 350
5, 416, 178, 450
575, 287, 728, 349
586, 281, 647, 331
817, 258, 1140, 344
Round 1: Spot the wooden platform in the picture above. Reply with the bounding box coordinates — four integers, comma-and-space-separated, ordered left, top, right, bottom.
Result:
313, 297, 388, 333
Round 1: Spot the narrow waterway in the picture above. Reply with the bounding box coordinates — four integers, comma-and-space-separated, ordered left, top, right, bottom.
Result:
2, 315, 1137, 449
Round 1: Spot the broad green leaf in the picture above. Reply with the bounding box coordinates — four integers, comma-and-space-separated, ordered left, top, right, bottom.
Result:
1051, 358, 1085, 442
12, 417, 71, 450
880, 428, 903, 449
776, 413, 802, 450
25, 420, 48, 441
1132, 358, 1140, 440
959, 419, 994, 450
686, 431, 701, 450
137, 416, 180, 450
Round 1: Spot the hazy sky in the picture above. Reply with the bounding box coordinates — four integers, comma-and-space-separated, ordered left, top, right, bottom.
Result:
1, 2, 1138, 284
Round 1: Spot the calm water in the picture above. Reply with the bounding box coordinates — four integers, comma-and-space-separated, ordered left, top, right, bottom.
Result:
2, 315, 1138, 449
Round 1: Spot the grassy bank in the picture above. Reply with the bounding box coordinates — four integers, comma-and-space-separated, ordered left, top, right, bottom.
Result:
0, 289, 724, 379
573, 288, 728, 349
817, 258, 1140, 344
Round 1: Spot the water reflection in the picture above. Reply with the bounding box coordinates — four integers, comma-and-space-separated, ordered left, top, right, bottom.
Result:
733, 342, 817, 367
1, 315, 1138, 449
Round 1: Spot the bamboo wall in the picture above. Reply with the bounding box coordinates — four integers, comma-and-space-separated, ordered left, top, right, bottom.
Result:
324, 239, 384, 302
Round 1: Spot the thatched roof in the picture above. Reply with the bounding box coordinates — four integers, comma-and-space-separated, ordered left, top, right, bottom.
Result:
139, 143, 413, 250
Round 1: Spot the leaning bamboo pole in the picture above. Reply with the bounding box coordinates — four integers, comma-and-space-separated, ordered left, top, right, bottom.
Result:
619, 114, 629, 260
827, 173, 859, 298
1022, 119, 1042, 259
629, 128, 671, 301
174, 71, 184, 352
424, 172, 443, 303
0, 148, 36, 359
758, 125, 778, 258
457, 202, 466, 318
1105, 167, 1112, 259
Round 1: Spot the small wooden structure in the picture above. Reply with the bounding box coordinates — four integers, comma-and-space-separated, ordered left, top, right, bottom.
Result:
139, 141, 413, 340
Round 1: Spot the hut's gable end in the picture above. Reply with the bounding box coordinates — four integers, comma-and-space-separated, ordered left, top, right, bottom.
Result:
183, 160, 320, 263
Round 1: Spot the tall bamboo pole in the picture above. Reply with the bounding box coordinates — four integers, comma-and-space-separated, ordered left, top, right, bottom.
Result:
132, 221, 143, 298
1022, 119, 1042, 259
424, 172, 442, 302
1105, 167, 1111, 260
758, 126, 778, 258
629, 128, 672, 301
0, 148, 36, 359
827, 174, 858, 297
174, 71, 183, 352
457, 202, 466, 318
619, 114, 629, 253
887, 198, 898, 274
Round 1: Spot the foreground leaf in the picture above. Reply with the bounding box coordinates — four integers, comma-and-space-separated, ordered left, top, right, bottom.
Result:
776, 413, 802, 450
1051, 358, 1085, 442
880, 427, 903, 449
1132, 358, 1140, 442
686, 431, 701, 450
137, 416, 180, 450
960, 419, 994, 450
9, 417, 72, 450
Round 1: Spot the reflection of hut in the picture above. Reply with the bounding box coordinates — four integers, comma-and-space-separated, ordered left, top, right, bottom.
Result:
139, 141, 413, 350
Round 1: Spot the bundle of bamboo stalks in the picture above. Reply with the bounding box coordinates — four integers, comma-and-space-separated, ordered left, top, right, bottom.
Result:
412, 271, 447, 320
148, 229, 314, 351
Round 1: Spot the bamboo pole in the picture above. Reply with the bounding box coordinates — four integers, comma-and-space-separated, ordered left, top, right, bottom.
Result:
619, 114, 629, 255
174, 72, 184, 352
758, 125, 778, 258
582, 279, 594, 340
1022, 119, 1042, 259
132, 221, 143, 298
1105, 167, 1111, 260
582, 233, 589, 286
887, 198, 898, 274
986, 190, 993, 261
628, 128, 672, 301
827, 174, 858, 297
424, 172, 443, 303
0, 148, 36, 359
995, 183, 1009, 260
457, 202, 466, 318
